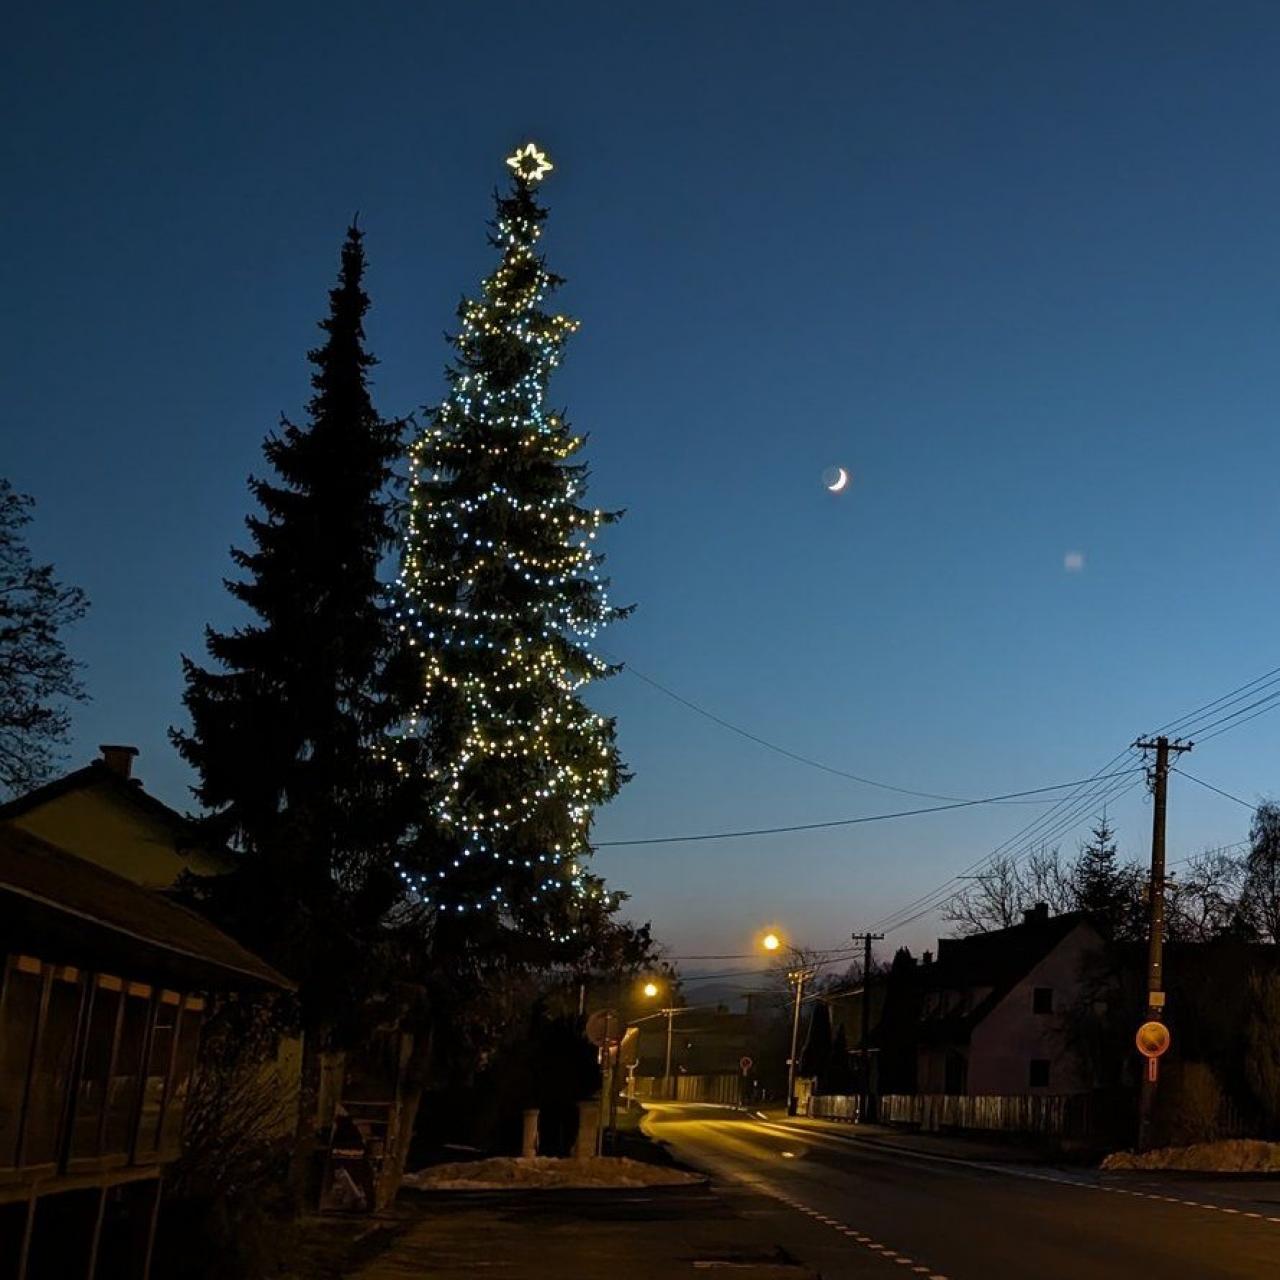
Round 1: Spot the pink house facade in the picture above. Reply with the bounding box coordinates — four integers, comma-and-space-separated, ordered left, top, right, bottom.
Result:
915, 907, 1104, 1097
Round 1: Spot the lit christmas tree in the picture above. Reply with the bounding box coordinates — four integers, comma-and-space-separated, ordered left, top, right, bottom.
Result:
394, 143, 628, 939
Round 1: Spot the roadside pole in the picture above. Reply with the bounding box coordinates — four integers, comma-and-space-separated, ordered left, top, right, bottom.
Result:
851, 931, 884, 1123
786, 967, 814, 1116
663, 1006, 675, 1101
1133, 734, 1191, 1151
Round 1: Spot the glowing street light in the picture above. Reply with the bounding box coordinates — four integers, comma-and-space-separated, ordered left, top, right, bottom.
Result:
757, 927, 812, 1117
642, 981, 659, 999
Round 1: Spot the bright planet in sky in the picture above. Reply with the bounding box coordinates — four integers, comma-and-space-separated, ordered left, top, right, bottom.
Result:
822, 465, 850, 493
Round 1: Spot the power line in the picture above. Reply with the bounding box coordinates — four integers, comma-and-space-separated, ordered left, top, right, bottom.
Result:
591, 769, 1141, 848
867, 752, 1144, 933
868, 658, 1280, 936
1157, 665, 1280, 738
1173, 768, 1257, 812
881, 764, 1153, 935
619, 663, 1047, 805
676, 948, 862, 985
1193, 692, 1280, 744
664, 941, 862, 961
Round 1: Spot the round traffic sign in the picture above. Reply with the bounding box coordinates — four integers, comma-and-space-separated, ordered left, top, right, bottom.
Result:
740, 1056, 754, 1074
1136, 1021, 1171, 1059
586, 1009, 619, 1047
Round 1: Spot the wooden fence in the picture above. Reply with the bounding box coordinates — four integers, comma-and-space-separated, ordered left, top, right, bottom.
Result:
631, 1074, 743, 1105
809, 1094, 861, 1123
876, 1092, 1092, 1137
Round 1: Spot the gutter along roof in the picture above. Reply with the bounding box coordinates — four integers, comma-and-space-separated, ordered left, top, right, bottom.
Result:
0, 825, 293, 991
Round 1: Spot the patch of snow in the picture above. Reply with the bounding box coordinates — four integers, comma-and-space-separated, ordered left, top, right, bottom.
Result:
403, 1156, 704, 1191
1102, 1139, 1280, 1173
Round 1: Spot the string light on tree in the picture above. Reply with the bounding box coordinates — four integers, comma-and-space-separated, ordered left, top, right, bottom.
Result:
392, 142, 628, 937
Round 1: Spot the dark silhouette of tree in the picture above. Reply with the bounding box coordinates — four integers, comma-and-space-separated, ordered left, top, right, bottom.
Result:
1167, 848, 1253, 943
1241, 802, 1280, 943
0, 480, 88, 795
944, 847, 1072, 934
826, 1023, 856, 1095
946, 820, 1149, 939
1069, 816, 1145, 940
1245, 970, 1280, 1136
877, 947, 921, 1095
800, 1000, 833, 1086
172, 224, 404, 1037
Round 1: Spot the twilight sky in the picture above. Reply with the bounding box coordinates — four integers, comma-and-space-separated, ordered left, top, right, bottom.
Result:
5, 2, 1280, 969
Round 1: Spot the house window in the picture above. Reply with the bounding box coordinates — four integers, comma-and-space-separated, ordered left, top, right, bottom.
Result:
72, 974, 123, 1160
1032, 987, 1053, 1015
137, 992, 181, 1154
103, 983, 151, 1156
1029, 1059, 1051, 1088
0, 957, 44, 1167
24, 965, 85, 1167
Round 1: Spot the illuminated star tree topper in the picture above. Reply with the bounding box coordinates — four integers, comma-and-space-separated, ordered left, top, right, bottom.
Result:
393, 143, 629, 941
505, 141, 554, 183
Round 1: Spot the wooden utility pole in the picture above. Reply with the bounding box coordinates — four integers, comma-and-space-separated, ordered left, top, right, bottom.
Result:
662, 1006, 675, 1100
1133, 735, 1191, 1151
785, 967, 815, 1116
851, 932, 884, 1123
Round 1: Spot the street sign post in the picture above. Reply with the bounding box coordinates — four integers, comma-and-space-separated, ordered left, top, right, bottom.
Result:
585, 1009, 618, 1048
1136, 1021, 1171, 1084
739, 1055, 753, 1075
1135, 1021, 1171, 1059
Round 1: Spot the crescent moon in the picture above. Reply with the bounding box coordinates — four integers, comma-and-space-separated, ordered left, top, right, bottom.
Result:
827, 467, 849, 493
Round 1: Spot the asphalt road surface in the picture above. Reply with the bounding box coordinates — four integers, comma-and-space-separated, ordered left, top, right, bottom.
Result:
643, 1102, 1280, 1280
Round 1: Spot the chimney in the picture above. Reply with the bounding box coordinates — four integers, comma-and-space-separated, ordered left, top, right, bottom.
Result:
1022, 902, 1050, 927
99, 744, 139, 780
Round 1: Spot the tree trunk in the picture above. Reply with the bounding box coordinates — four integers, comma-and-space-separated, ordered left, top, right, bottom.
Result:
380, 1023, 433, 1203
288, 1031, 324, 1212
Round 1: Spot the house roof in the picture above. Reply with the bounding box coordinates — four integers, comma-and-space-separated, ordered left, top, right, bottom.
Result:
0, 825, 293, 991
0, 759, 199, 835
916, 910, 1099, 1043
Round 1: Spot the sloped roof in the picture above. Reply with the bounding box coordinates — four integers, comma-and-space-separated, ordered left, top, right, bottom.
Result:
0, 826, 292, 991
0, 759, 199, 834
917, 910, 1099, 1042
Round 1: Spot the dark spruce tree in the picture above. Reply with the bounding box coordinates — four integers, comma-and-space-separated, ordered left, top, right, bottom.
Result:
173, 225, 403, 1034
1070, 816, 1144, 940
392, 142, 629, 950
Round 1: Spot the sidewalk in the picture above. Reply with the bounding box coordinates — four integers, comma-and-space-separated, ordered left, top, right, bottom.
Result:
350, 1185, 821, 1280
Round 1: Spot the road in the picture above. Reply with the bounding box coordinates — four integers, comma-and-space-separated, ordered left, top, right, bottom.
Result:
643, 1102, 1280, 1280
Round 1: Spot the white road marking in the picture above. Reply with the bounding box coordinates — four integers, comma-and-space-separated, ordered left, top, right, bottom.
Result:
751, 1114, 1280, 1226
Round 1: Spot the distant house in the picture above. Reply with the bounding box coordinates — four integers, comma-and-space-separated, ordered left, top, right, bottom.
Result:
0, 745, 231, 890
912, 905, 1103, 1096
0, 825, 291, 1280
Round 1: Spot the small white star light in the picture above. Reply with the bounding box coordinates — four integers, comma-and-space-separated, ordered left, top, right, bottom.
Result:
506, 142, 554, 183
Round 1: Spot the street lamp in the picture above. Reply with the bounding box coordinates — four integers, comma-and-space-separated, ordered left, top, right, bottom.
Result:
758, 928, 813, 1117
637, 978, 678, 1100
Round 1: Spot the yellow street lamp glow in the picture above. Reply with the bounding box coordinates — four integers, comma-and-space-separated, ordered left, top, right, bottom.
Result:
642, 981, 659, 999
762, 932, 781, 952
